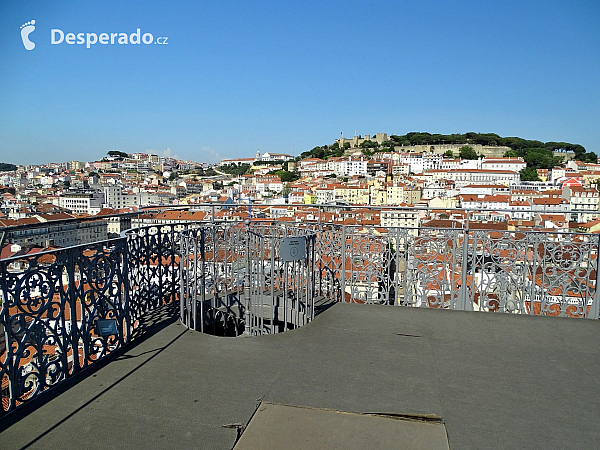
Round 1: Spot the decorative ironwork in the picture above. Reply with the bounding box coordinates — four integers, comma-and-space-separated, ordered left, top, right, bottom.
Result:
126, 224, 183, 335
179, 223, 317, 336
0, 239, 128, 415
0, 223, 190, 416
2, 220, 599, 417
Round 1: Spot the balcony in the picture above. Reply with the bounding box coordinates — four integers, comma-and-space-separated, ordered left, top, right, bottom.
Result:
1, 222, 600, 448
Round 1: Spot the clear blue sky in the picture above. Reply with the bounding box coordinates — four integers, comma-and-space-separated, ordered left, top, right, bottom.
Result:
1, 0, 599, 165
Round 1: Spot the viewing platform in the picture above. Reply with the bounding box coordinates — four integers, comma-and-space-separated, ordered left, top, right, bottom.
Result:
1, 220, 600, 448
1, 304, 599, 449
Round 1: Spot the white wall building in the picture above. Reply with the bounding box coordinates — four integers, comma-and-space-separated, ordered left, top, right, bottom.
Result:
59, 190, 104, 215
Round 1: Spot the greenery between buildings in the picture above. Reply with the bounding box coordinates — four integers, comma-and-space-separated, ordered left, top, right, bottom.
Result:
267, 169, 300, 183
0, 163, 18, 172
219, 163, 251, 176
459, 146, 478, 160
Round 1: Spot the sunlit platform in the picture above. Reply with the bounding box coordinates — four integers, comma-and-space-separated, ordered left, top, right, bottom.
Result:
1, 303, 599, 449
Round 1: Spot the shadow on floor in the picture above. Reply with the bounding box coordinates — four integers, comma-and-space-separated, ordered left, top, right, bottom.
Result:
0, 302, 181, 434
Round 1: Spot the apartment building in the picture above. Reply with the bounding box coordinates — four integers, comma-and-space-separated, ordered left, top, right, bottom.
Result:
333, 184, 370, 204
562, 186, 600, 222
59, 189, 104, 215
480, 157, 526, 172
380, 206, 420, 233
2, 215, 108, 247
447, 169, 520, 187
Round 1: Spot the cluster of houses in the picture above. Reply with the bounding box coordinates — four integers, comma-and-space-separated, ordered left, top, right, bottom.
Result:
1, 146, 600, 257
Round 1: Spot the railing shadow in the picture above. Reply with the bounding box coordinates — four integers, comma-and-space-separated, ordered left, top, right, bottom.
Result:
0, 302, 180, 434
130, 302, 180, 341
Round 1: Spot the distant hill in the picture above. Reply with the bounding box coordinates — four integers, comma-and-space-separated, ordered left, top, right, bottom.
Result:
0, 162, 18, 172
299, 132, 597, 179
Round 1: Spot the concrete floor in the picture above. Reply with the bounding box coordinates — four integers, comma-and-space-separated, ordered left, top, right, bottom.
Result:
1, 303, 599, 449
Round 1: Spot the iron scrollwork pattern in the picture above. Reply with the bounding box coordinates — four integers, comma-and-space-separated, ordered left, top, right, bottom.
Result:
0, 239, 127, 415
179, 222, 317, 336
127, 224, 185, 335
3, 220, 599, 417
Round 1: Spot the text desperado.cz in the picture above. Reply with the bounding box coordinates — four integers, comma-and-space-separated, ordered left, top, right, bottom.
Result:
51, 29, 168, 48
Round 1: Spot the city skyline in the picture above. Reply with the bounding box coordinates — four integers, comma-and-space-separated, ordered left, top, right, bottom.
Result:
1, 0, 599, 165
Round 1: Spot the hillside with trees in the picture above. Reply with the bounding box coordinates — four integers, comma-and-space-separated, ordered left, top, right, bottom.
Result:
299, 132, 596, 182
0, 163, 17, 172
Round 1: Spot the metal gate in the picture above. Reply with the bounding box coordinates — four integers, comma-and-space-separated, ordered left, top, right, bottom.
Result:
179, 222, 317, 336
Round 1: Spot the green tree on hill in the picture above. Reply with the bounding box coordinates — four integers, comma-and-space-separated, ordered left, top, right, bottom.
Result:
220, 163, 251, 176
359, 140, 378, 149
520, 168, 541, 181
459, 146, 478, 160
503, 150, 519, 157
107, 150, 129, 159
269, 169, 300, 183
521, 148, 562, 170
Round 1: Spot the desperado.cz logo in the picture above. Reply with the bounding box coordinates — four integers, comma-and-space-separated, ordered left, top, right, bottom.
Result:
20, 19, 168, 50
52, 28, 168, 48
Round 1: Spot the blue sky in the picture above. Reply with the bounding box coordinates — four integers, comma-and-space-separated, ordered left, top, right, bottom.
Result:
1, 0, 599, 165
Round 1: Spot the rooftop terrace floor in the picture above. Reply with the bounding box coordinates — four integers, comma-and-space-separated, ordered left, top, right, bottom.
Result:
1, 304, 599, 449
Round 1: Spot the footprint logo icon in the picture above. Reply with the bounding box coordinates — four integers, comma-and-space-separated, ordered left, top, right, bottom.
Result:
20, 20, 36, 50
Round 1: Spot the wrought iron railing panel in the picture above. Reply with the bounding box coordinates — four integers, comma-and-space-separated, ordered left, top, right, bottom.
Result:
2, 219, 599, 417
467, 229, 530, 314
0, 239, 128, 414
179, 222, 317, 336
403, 228, 464, 309
126, 224, 182, 329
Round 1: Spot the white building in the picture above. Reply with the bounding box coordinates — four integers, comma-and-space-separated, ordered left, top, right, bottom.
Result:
257, 151, 293, 162
397, 153, 443, 174
380, 206, 420, 233
103, 184, 127, 209
447, 169, 520, 187
338, 157, 368, 177
59, 189, 104, 215
481, 157, 527, 172
562, 186, 600, 222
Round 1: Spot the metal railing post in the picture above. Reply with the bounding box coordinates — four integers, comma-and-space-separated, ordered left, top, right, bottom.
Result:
311, 234, 316, 319
1, 259, 14, 413
457, 227, 470, 311
123, 236, 131, 344
68, 247, 80, 373
179, 231, 185, 326
590, 234, 600, 319
244, 221, 252, 334
528, 233, 539, 315
198, 229, 204, 333
340, 225, 346, 302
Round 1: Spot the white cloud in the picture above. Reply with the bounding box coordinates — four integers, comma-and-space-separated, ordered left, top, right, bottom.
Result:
201, 146, 221, 163
159, 147, 179, 159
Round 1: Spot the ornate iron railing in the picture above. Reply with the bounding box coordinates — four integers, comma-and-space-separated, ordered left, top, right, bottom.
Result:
1, 221, 599, 417
0, 223, 186, 417
179, 222, 317, 336
304, 224, 600, 319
